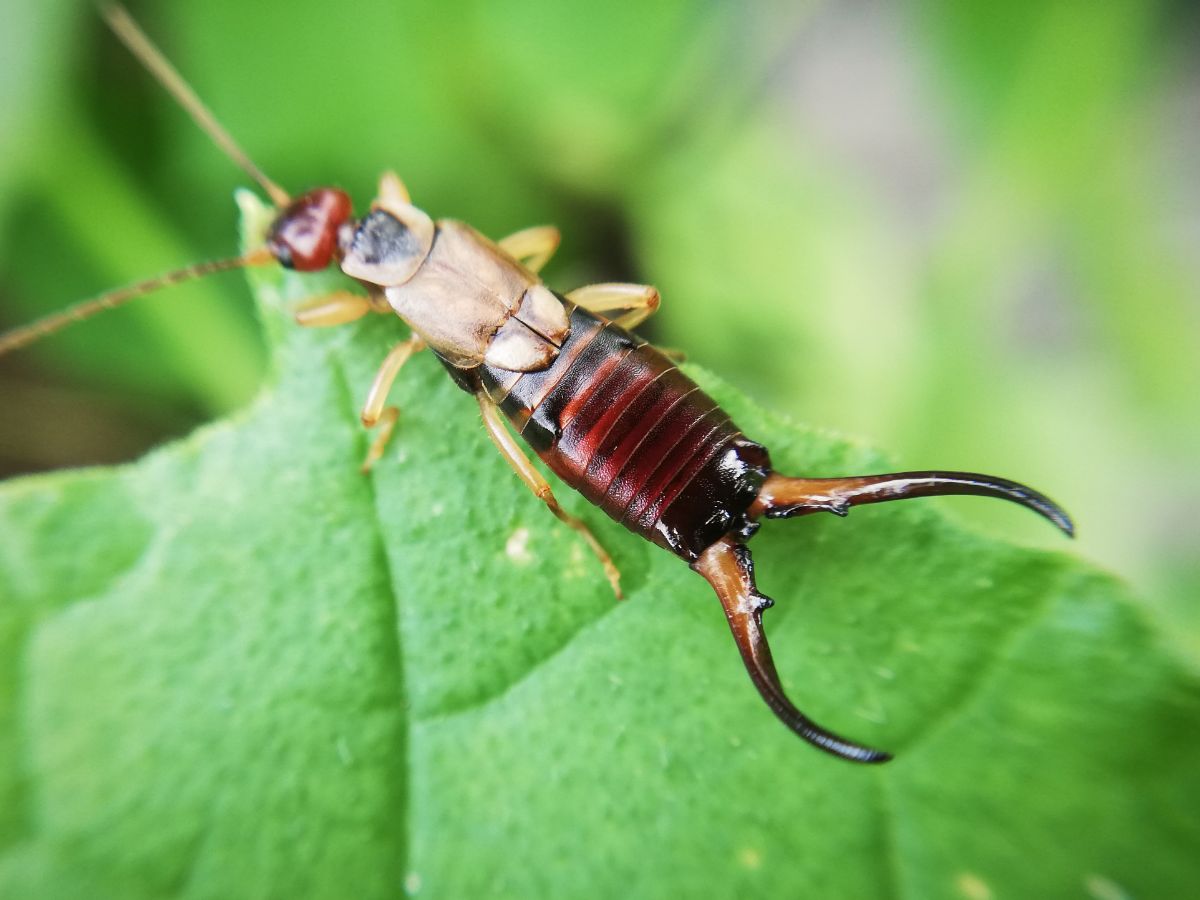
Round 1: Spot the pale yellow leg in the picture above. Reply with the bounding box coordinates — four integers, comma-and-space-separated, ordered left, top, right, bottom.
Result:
360, 334, 426, 472
366, 289, 393, 314
566, 282, 660, 330
294, 290, 373, 327
377, 170, 411, 206
497, 225, 561, 274
477, 393, 623, 599
360, 407, 399, 474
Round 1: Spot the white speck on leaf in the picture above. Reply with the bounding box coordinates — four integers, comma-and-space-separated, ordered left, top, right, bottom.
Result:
954, 871, 992, 900
738, 847, 763, 870
854, 705, 886, 723
1085, 874, 1131, 900
563, 541, 587, 578
505, 527, 533, 564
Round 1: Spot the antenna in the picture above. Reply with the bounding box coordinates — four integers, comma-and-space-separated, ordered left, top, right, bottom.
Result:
0, 7, 291, 358
0, 248, 274, 358
100, 3, 292, 208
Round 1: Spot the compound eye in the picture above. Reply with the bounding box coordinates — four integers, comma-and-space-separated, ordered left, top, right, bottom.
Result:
267, 188, 353, 271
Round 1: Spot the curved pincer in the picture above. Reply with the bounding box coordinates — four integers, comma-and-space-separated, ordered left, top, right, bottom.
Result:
751, 470, 1075, 537
693, 537, 892, 764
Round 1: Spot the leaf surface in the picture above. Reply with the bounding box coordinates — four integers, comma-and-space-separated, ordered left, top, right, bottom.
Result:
0, 198, 1196, 899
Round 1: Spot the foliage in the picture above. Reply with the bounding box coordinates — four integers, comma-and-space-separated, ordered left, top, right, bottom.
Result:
1, 1, 1198, 896
0, 196, 1197, 897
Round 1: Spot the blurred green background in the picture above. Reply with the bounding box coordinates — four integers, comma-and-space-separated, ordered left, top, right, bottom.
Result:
1, 0, 1197, 656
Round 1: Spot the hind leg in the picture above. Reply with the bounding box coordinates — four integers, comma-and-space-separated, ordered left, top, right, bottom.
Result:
477, 393, 622, 599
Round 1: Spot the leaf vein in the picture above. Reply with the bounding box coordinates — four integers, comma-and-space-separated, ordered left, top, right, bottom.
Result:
901, 556, 1078, 754
331, 358, 410, 892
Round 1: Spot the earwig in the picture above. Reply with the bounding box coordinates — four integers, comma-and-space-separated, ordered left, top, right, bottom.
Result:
0, 4, 1074, 764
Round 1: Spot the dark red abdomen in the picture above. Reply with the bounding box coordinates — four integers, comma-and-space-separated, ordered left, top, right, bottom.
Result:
477, 307, 770, 561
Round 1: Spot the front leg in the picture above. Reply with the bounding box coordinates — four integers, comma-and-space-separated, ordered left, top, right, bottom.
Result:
477, 393, 623, 599
376, 170, 412, 206
294, 290, 373, 327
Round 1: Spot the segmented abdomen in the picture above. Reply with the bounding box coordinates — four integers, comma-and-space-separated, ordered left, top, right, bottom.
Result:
478, 306, 770, 561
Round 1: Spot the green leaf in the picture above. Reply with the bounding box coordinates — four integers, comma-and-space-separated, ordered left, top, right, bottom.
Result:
0, 196, 1196, 898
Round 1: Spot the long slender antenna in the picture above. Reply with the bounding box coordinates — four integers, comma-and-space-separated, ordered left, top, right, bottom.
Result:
100, 3, 291, 208
0, 248, 274, 358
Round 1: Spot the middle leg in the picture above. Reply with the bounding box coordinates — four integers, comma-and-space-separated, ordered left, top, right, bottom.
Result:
359, 333, 425, 473
567, 282, 661, 331
497, 225, 561, 274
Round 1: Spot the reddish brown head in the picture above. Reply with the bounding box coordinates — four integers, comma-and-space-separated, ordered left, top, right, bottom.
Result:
266, 188, 353, 271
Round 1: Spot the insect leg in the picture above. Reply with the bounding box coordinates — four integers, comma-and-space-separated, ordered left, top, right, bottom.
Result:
497, 225, 562, 274
359, 334, 425, 472
566, 283, 660, 330
750, 471, 1074, 536
294, 290, 374, 328
477, 393, 623, 599
693, 536, 891, 763
376, 170, 412, 207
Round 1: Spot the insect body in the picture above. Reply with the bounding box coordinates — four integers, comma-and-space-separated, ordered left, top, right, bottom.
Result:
0, 5, 1074, 763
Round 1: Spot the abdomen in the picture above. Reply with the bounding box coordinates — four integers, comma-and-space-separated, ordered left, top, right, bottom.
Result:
478, 306, 770, 561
